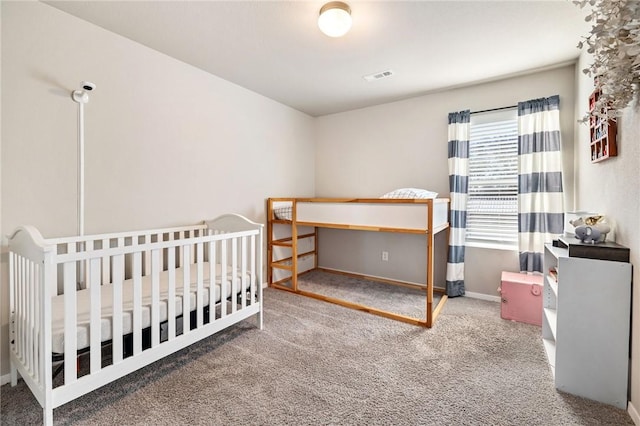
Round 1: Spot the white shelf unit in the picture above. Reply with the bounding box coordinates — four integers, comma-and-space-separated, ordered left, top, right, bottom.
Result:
542, 243, 632, 409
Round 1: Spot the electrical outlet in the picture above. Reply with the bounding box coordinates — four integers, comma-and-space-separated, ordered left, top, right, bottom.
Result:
382, 251, 389, 261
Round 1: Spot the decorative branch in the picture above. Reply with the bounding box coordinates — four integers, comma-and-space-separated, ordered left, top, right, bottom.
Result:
574, 0, 640, 122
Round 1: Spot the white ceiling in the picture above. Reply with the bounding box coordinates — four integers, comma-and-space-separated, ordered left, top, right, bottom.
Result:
45, 1, 590, 117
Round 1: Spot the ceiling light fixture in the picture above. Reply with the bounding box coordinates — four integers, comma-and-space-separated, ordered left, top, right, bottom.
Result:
318, 2, 352, 38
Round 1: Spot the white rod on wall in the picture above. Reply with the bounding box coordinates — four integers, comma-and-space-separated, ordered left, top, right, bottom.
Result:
71, 81, 95, 237
78, 101, 85, 238
71, 81, 96, 289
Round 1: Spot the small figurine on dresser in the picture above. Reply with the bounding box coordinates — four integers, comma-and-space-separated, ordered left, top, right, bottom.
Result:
570, 215, 611, 243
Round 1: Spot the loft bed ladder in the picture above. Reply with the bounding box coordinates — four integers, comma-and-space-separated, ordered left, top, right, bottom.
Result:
267, 198, 317, 291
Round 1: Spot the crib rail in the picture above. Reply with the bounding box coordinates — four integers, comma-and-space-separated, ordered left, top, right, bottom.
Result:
48, 224, 210, 289
8, 217, 263, 425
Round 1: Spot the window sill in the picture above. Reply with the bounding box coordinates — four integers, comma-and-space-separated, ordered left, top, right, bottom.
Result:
465, 241, 518, 251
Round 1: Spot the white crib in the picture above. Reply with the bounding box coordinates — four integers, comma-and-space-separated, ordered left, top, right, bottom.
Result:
8, 214, 263, 425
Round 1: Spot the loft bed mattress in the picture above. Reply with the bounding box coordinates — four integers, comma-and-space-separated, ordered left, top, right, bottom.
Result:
51, 262, 251, 354
273, 199, 449, 232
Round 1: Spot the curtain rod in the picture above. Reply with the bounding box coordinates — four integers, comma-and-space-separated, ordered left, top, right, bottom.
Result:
470, 105, 517, 115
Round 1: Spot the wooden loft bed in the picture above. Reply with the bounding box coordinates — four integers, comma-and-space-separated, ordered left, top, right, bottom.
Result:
266, 197, 450, 327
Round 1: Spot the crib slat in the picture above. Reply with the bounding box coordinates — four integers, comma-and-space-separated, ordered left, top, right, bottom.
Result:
241, 236, 247, 309
24, 261, 34, 373
17, 257, 24, 361
157, 233, 165, 271
190, 231, 196, 267
182, 247, 190, 333
168, 248, 176, 340
101, 238, 110, 285
196, 243, 204, 328
22, 257, 28, 365
28, 261, 36, 376
151, 249, 160, 347
231, 238, 238, 313
178, 232, 184, 268
66, 241, 77, 290
133, 252, 143, 355
42, 254, 55, 395
22, 257, 29, 364
84, 240, 93, 289
209, 242, 216, 322
250, 234, 256, 306
17, 258, 23, 367
221, 243, 227, 318
209, 241, 222, 321
22, 259, 29, 372
34, 263, 42, 378
112, 253, 124, 364
142, 234, 152, 277
89, 257, 101, 373
21, 256, 27, 363
63, 261, 77, 384
22, 257, 29, 365
33, 262, 41, 382
24, 260, 31, 374
142, 234, 151, 277
9, 253, 15, 375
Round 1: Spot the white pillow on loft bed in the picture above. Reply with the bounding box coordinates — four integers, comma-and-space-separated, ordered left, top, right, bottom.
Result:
380, 188, 438, 199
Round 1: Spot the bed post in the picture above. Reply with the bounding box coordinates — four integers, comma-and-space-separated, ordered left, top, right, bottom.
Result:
291, 199, 298, 292
44, 407, 53, 426
257, 220, 264, 330
9, 251, 18, 387
9, 364, 17, 387
426, 199, 435, 327
42, 248, 55, 426
266, 199, 273, 287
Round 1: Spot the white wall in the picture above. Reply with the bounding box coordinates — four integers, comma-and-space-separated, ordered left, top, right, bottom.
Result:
574, 50, 640, 422
0, 2, 315, 376
315, 65, 576, 295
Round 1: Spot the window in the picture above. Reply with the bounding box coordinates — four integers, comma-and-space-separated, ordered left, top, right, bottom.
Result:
466, 109, 518, 249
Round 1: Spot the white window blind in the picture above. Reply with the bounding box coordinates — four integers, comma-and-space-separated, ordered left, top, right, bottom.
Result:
467, 110, 518, 249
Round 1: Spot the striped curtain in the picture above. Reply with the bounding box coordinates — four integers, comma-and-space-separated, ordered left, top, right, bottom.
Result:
446, 110, 470, 297
517, 95, 564, 272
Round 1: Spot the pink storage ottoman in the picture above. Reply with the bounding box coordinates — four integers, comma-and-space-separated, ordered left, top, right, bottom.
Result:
499, 271, 543, 326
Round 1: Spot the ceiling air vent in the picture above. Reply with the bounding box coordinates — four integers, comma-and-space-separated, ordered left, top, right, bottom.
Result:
363, 69, 394, 82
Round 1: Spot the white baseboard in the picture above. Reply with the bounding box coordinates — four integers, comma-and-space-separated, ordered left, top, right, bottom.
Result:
629, 401, 640, 425
464, 291, 501, 303
265, 268, 502, 303
319, 267, 502, 302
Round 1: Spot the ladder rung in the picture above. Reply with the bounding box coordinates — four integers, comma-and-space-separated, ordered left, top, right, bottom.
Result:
271, 241, 293, 247
271, 219, 291, 224
271, 232, 316, 246
270, 261, 293, 271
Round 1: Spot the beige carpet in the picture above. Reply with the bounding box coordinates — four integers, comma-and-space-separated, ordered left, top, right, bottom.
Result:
1, 270, 634, 425
296, 269, 440, 319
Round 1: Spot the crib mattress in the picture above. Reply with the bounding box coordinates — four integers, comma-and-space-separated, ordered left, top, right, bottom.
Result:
51, 262, 252, 354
